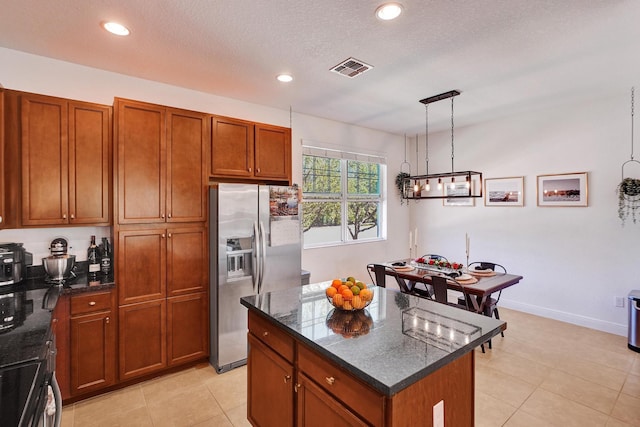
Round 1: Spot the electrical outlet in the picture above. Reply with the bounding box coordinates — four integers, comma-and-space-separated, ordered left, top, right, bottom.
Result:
615, 296, 625, 308
433, 400, 444, 427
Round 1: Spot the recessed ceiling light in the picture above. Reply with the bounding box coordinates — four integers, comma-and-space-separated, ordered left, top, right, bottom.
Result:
276, 74, 293, 83
375, 3, 403, 21
101, 21, 130, 36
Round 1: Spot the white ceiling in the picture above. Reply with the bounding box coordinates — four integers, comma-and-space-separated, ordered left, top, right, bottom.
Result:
1, 0, 639, 135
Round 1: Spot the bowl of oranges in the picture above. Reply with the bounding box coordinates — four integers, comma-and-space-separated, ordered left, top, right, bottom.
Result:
325, 277, 374, 311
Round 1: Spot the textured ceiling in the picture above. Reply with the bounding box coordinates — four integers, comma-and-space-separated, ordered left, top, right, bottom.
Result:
1, 0, 638, 135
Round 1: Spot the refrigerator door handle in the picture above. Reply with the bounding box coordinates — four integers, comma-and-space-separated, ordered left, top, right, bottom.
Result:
252, 221, 260, 293
258, 220, 267, 294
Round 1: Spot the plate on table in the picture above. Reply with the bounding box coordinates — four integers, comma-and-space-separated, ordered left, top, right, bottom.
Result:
392, 264, 415, 272
457, 273, 473, 281
469, 269, 496, 277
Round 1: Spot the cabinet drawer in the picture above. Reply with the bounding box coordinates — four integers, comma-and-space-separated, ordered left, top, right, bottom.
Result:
71, 291, 112, 316
297, 344, 384, 427
248, 311, 294, 363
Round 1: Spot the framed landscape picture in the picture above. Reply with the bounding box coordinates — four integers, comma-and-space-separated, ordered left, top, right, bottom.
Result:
443, 181, 475, 207
484, 177, 524, 207
537, 172, 588, 207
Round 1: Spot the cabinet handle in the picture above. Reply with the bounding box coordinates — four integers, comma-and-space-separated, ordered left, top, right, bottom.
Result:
248, 167, 252, 172
257, 168, 261, 173
284, 375, 291, 383
168, 233, 172, 238
168, 213, 172, 219
89, 301, 96, 306
70, 214, 75, 219
105, 317, 110, 324
294, 383, 302, 392
325, 376, 335, 386
62, 214, 67, 219
0, 215, 3, 223
262, 331, 269, 337
162, 234, 166, 238
161, 213, 165, 218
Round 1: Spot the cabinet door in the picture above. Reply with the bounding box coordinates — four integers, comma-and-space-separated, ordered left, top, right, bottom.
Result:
52, 294, 71, 401
118, 228, 166, 305
68, 102, 111, 225
116, 99, 166, 224
166, 226, 207, 296
70, 310, 116, 395
167, 109, 209, 222
247, 334, 294, 427
254, 124, 291, 183
21, 93, 69, 225
119, 299, 166, 380
296, 373, 369, 427
211, 116, 254, 178
167, 292, 208, 366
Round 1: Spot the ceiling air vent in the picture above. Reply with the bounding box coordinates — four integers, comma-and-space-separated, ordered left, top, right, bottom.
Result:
330, 57, 373, 78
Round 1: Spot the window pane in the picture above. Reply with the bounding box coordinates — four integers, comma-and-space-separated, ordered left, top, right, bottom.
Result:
302, 201, 342, 245
347, 201, 379, 241
347, 161, 380, 195
303, 155, 341, 196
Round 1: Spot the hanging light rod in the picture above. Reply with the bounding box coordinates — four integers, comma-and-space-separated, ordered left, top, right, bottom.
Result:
403, 89, 483, 200
419, 90, 461, 105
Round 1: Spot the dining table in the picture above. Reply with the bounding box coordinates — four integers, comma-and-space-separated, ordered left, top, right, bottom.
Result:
374, 259, 523, 314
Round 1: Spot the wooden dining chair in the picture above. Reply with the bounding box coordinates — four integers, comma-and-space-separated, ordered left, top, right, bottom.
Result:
367, 264, 412, 294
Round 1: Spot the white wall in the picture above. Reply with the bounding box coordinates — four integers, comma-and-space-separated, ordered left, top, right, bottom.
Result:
0, 47, 410, 284
409, 92, 638, 336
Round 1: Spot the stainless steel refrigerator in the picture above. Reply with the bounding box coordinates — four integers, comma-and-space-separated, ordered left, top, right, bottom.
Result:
209, 183, 302, 373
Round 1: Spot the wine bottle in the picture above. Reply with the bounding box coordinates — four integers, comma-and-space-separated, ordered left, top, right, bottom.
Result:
87, 235, 101, 283
100, 237, 112, 278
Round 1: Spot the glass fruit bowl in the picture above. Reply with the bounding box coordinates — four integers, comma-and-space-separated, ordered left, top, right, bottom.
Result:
325, 282, 374, 311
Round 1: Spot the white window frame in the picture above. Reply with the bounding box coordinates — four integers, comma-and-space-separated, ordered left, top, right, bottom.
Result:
302, 145, 386, 249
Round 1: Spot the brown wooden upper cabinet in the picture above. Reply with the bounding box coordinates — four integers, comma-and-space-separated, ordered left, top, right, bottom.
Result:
211, 116, 291, 183
0, 89, 6, 229
115, 98, 209, 224
20, 92, 111, 226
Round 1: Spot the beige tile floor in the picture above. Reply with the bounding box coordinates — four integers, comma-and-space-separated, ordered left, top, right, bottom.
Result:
60, 307, 640, 426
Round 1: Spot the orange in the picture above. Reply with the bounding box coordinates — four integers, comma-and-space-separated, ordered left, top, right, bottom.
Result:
332, 293, 344, 307
352, 295, 363, 309
338, 284, 349, 294
326, 287, 337, 298
360, 289, 372, 301
331, 279, 343, 289
341, 288, 353, 301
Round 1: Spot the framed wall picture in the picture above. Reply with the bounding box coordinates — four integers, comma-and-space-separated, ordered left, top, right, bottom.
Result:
443, 181, 475, 207
484, 177, 524, 207
537, 172, 588, 207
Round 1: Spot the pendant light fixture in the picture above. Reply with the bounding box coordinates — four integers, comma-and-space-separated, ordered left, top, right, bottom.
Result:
402, 90, 483, 199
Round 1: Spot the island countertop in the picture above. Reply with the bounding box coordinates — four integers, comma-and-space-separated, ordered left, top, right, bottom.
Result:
241, 282, 506, 396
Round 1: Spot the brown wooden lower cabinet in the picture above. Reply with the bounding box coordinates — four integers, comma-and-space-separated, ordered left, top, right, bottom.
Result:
247, 310, 474, 427
167, 291, 208, 366
118, 298, 167, 380
70, 300, 116, 395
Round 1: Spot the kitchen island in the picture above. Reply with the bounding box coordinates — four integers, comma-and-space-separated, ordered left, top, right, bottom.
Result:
241, 282, 506, 427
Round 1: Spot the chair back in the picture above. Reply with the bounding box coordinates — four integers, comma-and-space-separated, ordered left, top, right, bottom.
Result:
468, 261, 507, 274
368, 264, 387, 288
367, 264, 411, 293
430, 275, 476, 312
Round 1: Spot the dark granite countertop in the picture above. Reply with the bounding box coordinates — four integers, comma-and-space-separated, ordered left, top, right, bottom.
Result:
241, 282, 505, 397
0, 264, 115, 369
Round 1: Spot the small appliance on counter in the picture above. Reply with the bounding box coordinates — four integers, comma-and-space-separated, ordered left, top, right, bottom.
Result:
42, 237, 77, 285
0, 242, 33, 286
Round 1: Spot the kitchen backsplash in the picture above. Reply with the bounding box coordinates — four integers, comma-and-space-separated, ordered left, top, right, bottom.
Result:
0, 226, 111, 263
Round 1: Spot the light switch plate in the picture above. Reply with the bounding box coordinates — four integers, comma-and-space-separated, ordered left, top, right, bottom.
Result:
433, 400, 444, 427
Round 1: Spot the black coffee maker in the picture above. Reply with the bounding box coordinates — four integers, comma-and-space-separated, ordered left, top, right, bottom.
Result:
0, 243, 33, 286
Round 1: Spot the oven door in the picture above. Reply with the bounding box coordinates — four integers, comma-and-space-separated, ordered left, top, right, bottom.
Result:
0, 360, 44, 427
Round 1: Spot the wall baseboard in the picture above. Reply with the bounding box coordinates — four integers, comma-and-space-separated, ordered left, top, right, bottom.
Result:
501, 298, 628, 337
